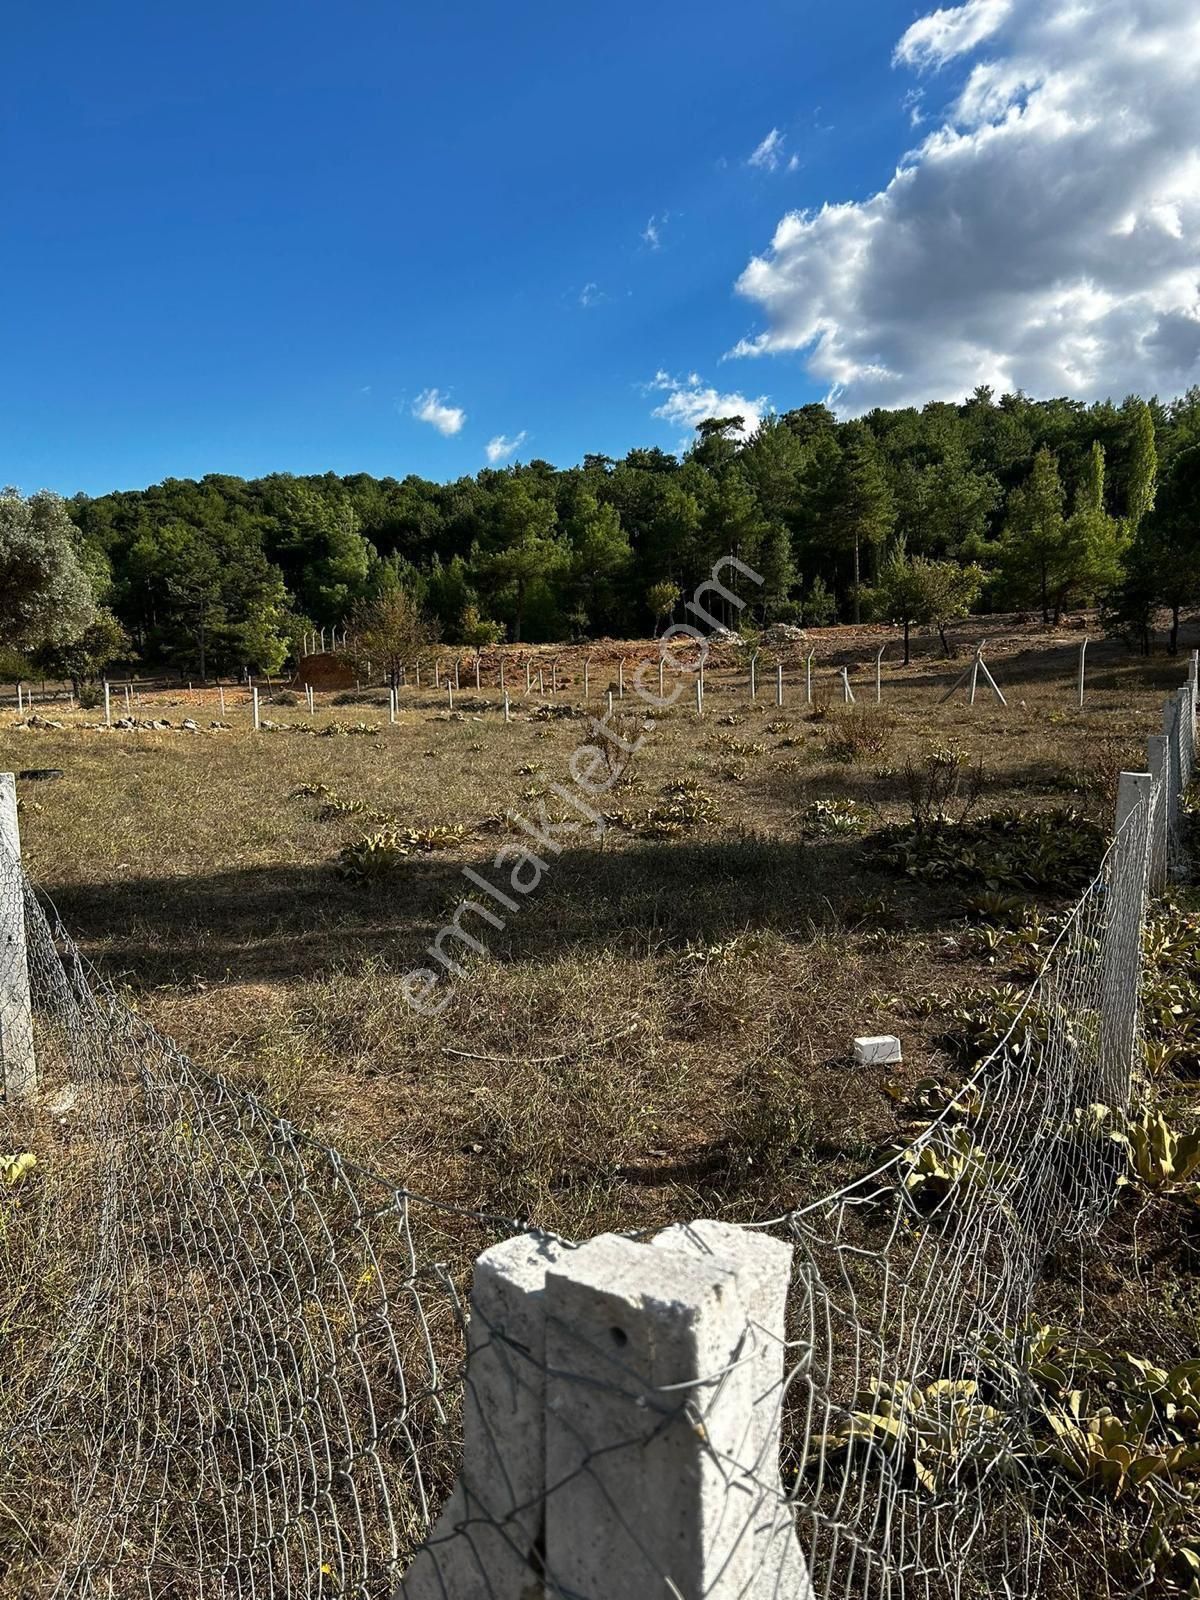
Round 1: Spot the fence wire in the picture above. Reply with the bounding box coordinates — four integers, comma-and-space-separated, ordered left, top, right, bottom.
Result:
0, 684, 1191, 1600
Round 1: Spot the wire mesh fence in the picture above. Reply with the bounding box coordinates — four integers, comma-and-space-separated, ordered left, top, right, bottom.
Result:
0, 668, 1194, 1599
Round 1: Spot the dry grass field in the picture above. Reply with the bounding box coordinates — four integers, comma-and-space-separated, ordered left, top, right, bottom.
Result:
2, 619, 1189, 1253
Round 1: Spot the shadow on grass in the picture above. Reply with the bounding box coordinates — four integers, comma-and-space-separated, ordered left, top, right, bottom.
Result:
40, 826, 961, 994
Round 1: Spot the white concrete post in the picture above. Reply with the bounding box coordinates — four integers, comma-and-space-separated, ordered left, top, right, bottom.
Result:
1147, 733, 1168, 894
0, 774, 36, 1100
448, 683, 454, 710
806, 650, 814, 706
474, 655, 481, 691
977, 651, 1008, 707
219, 684, 226, 716
1100, 771, 1154, 1103
583, 657, 590, 700
15, 684, 22, 714
399, 1223, 809, 1600
252, 685, 260, 731
841, 666, 854, 704
699, 656, 705, 697
103, 680, 111, 727
776, 661, 783, 706
454, 659, 460, 691
503, 691, 511, 724
695, 676, 703, 716
749, 652, 758, 700
526, 661, 532, 695
969, 649, 980, 706
538, 668, 544, 696
1078, 637, 1088, 710
659, 656, 665, 701
618, 659, 625, 699
434, 660, 441, 689
125, 685, 132, 714
607, 689, 614, 717
1178, 686, 1195, 788
389, 688, 396, 725
1164, 696, 1182, 843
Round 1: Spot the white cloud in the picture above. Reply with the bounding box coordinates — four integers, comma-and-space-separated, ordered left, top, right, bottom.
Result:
579, 281, 603, 308
412, 388, 466, 436
732, 0, 1200, 414
642, 213, 666, 249
748, 127, 787, 171
485, 431, 527, 464
647, 370, 770, 442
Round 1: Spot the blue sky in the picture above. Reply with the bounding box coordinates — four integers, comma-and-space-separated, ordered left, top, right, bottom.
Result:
5, 0, 1199, 496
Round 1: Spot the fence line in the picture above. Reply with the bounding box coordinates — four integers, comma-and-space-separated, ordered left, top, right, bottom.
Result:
0, 663, 1195, 1598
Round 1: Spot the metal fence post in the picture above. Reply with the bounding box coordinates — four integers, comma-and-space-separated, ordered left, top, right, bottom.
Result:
0, 774, 36, 1100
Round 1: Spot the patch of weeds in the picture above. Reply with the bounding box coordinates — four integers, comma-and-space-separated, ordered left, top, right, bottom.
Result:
799, 798, 866, 838
877, 807, 1102, 892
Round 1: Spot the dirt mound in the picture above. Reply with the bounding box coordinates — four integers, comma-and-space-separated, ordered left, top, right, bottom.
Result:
294, 652, 356, 690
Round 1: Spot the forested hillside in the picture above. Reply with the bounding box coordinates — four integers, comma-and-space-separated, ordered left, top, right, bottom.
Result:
7, 386, 1200, 682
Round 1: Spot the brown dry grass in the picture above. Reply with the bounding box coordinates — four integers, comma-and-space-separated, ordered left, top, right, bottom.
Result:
1, 626, 1185, 1242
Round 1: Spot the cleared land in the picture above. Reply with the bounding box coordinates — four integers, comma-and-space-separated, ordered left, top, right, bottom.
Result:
1, 620, 1188, 1264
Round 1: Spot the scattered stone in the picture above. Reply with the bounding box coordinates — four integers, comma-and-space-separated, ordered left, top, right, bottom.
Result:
853, 1034, 902, 1067
763, 623, 808, 644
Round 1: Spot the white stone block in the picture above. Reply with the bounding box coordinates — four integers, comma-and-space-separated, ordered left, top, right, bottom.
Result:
854, 1033, 902, 1066
399, 1230, 571, 1599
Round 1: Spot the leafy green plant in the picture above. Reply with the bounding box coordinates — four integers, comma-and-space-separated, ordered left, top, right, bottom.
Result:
816, 1377, 1007, 1494
799, 798, 865, 838
878, 807, 1102, 892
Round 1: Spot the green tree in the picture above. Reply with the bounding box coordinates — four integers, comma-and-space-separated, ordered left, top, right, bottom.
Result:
32, 608, 131, 698
564, 486, 632, 634
874, 539, 983, 663
824, 426, 895, 622
646, 580, 680, 635
0, 488, 96, 651
1123, 395, 1158, 532
1134, 445, 1200, 653
348, 587, 440, 687
997, 448, 1068, 622
476, 473, 566, 642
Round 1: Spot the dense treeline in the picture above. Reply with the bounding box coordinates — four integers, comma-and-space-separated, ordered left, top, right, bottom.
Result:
5, 386, 1200, 683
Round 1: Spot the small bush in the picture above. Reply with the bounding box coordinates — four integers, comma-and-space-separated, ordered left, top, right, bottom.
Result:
823, 706, 893, 764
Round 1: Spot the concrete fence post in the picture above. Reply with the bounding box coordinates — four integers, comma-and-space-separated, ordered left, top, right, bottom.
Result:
219, 684, 226, 716
399, 1221, 810, 1600
103, 679, 111, 727
1100, 771, 1154, 1103
1078, 636, 1088, 710
749, 652, 758, 700
1147, 733, 1168, 894
504, 691, 511, 724
841, 666, 854, 704
0, 774, 36, 1100
583, 656, 591, 700
1164, 696, 1182, 850
252, 685, 260, 732
776, 661, 784, 706
474, 655, 481, 691
618, 659, 625, 699
696, 675, 703, 715
806, 649, 814, 706
1177, 685, 1195, 788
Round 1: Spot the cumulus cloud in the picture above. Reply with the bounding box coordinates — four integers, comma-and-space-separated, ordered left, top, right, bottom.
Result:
412, 388, 465, 436
579, 281, 604, 308
731, 0, 1200, 413
748, 128, 786, 171
485, 432, 527, 464
647, 370, 770, 442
